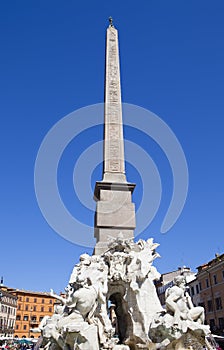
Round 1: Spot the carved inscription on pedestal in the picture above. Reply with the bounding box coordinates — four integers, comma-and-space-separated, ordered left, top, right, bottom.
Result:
109, 160, 120, 172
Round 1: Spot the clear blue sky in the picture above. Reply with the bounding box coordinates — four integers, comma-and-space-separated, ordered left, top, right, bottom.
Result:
1, 1, 223, 293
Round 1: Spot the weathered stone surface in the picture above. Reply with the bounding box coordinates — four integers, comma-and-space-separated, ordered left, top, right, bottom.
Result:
36, 236, 211, 350
103, 25, 125, 178
93, 23, 136, 255
95, 229, 134, 242
94, 188, 136, 254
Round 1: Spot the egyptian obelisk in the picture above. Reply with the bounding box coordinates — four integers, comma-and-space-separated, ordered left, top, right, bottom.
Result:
94, 18, 136, 255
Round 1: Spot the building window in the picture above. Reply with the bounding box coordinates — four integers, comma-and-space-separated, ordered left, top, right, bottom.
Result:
33, 306, 36, 311
199, 282, 202, 291
26, 297, 29, 302
42, 299, 45, 304
49, 307, 52, 312
210, 319, 215, 331
23, 325, 27, 330
50, 300, 53, 304
196, 284, 199, 294
41, 307, 44, 312
219, 318, 224, 330
191, 287, 195, 296
213, 275, 217, 284
16, 315, 21, 321
206, 279, 209, 288
215, 297, 222, 310
34, 298, 37, 303
39, 317, 43, 322
208, 300, 213, 312
23, 315, 29, 321
18, 304, 21, 310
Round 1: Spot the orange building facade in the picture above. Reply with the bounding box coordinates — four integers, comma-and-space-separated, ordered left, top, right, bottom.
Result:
7, 288, 57, 338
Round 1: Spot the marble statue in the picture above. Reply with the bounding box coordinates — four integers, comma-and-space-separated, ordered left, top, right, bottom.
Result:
149, 275, 210, 349
37, 236, 211, 350
165, 275, 205, 326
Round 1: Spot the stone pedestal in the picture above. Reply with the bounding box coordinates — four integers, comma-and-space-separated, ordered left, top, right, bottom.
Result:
94, 181, 135, 255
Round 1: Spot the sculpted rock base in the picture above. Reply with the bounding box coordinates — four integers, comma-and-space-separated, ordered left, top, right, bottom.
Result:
64, 323, 99, 350
165, 330, 209, 350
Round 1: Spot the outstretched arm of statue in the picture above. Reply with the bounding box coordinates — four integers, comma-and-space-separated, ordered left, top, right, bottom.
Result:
50, 289, 67, 304
31, 315, 50, 333
185, 291, 194, 309
30, 327, 41, 333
